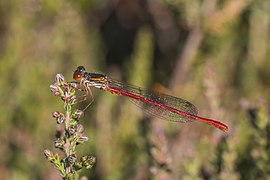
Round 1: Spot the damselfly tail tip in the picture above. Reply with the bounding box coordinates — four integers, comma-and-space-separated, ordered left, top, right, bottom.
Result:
215, 123, 229, 132
196, 116, 229, 132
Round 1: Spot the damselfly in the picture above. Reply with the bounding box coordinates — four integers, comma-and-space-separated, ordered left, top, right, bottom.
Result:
73, 66, 228, 132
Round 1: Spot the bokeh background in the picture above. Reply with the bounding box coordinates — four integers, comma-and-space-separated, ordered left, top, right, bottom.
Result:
0, 0, 270, 179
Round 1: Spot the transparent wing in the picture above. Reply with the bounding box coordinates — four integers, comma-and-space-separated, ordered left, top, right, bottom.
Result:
107, 79, 198, 123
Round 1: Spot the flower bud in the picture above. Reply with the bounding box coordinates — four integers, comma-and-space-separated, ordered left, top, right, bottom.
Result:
54, 138, 64, 149
72, 110, 84, 120
50, 85, 60, 96
44, 149, 55, 162
77, 134, 88, 144
75, 124, 84, 133
68, 154, 77, 165
81, 155, 96, 169
70, 95, 77, 105
70, 82, 78, 89
55, 74, 65, 86
52, 111, 65, 124
68, 125, 76, 135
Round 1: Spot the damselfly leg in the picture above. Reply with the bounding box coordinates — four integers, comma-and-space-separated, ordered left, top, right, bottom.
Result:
71, 81, 95, 112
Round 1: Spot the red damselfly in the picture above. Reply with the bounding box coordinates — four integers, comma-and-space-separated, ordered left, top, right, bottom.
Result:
73, 66, 228, 132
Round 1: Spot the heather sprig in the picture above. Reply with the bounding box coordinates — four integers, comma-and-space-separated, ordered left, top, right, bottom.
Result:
44, 74, 96, 180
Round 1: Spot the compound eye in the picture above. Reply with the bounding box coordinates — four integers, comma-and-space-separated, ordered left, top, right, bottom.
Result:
73, 71, 82, 81
77, 66, 85, 71
73, 66, 86, 81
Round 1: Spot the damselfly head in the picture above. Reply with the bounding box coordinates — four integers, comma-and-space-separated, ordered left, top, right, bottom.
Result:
73, 66, 85, 81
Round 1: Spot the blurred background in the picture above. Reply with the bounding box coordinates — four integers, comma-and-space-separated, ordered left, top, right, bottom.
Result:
0, 0, 270, 179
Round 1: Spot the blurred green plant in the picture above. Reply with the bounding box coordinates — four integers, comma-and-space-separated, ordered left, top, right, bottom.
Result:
44, 74, 96, 180
0, 0, 270, 179
235, 101, 270, 179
